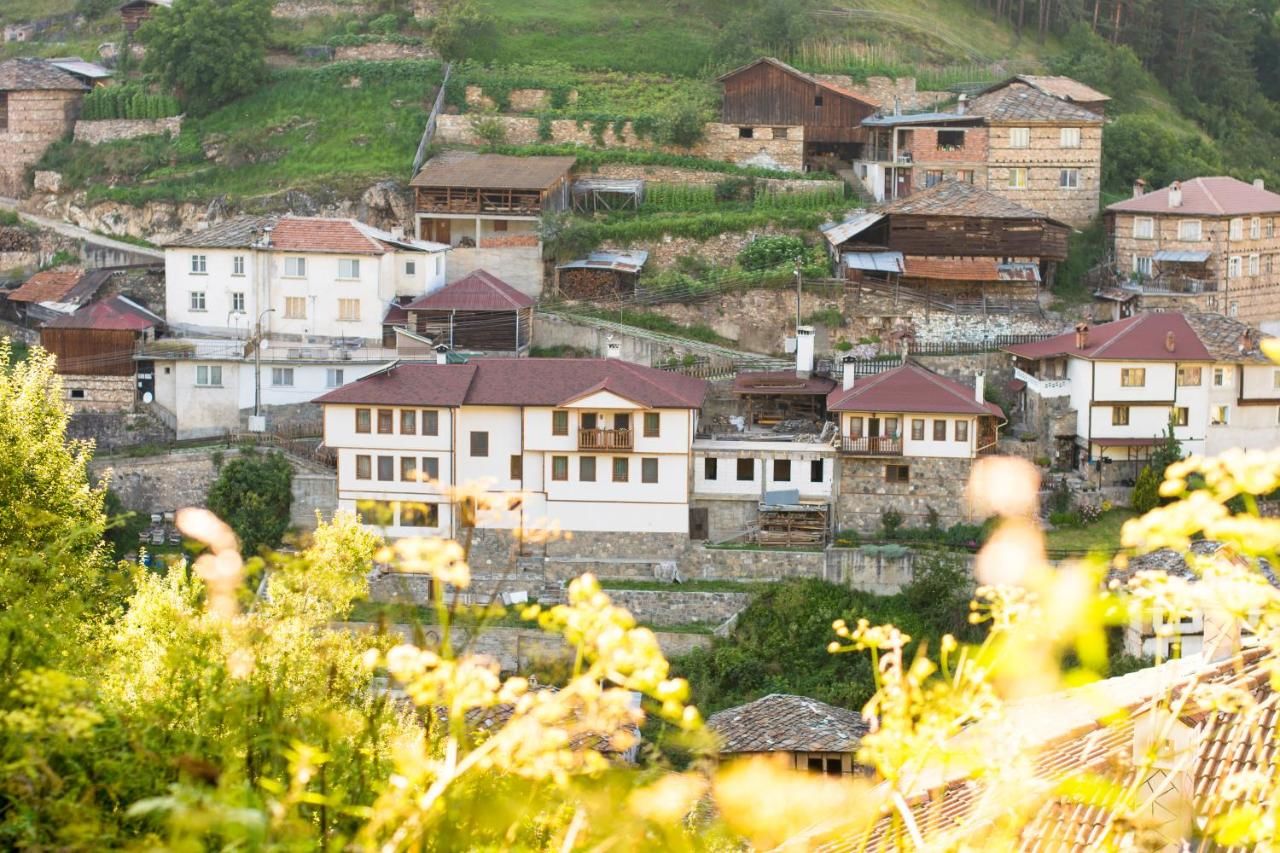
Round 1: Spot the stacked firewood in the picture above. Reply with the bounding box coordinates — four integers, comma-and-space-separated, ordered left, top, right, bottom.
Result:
559, 268, 623, 299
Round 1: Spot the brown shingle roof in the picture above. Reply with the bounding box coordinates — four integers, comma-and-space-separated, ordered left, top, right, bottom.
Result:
998, 75, 1111, 107
0, 58, 90, 92
708, 693, 868, 754
1106, 176, 1280, 216
405, 270, 533, 312
410, 151, 576, 190
881, 179, 1063, 223
826, 362, 1002, 417
1004, 313, 1213, 362
6, 269, 83, 303
316, 358, 707, 409
967, 81, 1103, 124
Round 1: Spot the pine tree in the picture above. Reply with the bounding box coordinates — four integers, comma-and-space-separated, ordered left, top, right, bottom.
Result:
1132, 464, 1160, 514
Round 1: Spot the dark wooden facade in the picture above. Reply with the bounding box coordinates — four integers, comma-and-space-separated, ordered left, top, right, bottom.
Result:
40, 327, 137, 375
410, 306, 532, 353
719, 59, 876, 144
843, 214, 1069, 261
413, 186, 554, 217
119, 1, 160, 34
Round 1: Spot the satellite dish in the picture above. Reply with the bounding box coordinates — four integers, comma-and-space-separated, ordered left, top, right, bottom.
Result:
142, 391, 153, 403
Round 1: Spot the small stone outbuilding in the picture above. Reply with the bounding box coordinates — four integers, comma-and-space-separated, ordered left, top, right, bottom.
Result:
0, 58, 90, 197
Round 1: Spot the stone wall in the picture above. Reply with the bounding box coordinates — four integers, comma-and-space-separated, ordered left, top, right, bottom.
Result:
985, 123, 1103, 228
534, 310, 712, 365
59, 374, 134, 412
690, 496, 758, 542
73, 115, 183, 146
271, 0, 368, 17
334, 43, 435, 61
0, 89, 82, 197
601, 589, 750, 627
464, 86, 576, 112
824, 547, 919, 594
589, 163, 820, 192
836, 455, 976, 532
68, 409, 172, 451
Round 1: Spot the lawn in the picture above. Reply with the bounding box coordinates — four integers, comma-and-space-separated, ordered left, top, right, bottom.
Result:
1044, 508, 1137, 556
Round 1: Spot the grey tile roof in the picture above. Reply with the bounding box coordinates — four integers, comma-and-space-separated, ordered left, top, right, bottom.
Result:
1183, 312, 1272, 363
881, 179, 1060, 222
708, 693, 868, 754
967, 82, 1102, 124
163, 216, 275, 249
0, 58, 90, 92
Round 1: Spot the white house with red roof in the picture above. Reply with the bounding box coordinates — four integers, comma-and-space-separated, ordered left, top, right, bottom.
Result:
315, 356, 708, 541
163, 215, 449, 343
824, 361, 1004, 532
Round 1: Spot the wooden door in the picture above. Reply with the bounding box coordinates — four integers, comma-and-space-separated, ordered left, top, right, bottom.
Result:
689, 507, 709, 540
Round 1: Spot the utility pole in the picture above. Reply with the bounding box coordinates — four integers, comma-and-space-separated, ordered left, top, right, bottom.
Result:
794, 264, 803, 333
253, 307, 276, 418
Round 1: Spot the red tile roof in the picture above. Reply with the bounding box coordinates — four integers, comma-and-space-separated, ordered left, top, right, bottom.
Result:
826, 362, 1001, 416
6, 269, 83, 303
316, 359, 708, 409
1106, 176, 1280, 216
43, 295, 160, 331
405, 270, 534, 312
165, 215, 447, 254
1004, 313, 1213, 362
903, 256, 1000, 281
266, 217, 394, 255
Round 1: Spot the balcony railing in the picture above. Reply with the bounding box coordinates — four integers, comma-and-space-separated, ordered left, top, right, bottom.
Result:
838, 436, 903, 456
579, 428, 633, 450
1014, 367, 1071, 399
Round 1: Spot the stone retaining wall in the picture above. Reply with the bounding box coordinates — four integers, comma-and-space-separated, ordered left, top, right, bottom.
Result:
602, 588, 750, 626
334, 43, 435, 61
824, 547, 919, 594
74, 116, 183, 146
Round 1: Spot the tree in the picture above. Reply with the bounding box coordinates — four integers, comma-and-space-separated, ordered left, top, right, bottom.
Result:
206, 448, 294, 554
138, 0, 273, 116
1131, 464, 1160, 513
1151, 413, 1184, 478
429, 0, 499, 64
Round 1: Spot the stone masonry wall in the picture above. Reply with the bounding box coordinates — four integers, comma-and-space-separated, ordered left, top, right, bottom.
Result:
334, 43, 435, 61
813, 75, 951, 113
0, 89, 81, 197
59, 374, 134, 412
985, 123, 1102, 228
836, 455, 976, 533
824, 547, 918, 594
73, 115, 183, 146
601, 589, 750, 627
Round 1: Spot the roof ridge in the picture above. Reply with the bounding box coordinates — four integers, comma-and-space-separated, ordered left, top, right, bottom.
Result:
612, 360, 702, 406
1092, 312, 1164, 357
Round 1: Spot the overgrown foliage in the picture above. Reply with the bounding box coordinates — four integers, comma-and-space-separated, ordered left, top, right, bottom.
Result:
80, 84, 181, 121
206, 448, 294, 554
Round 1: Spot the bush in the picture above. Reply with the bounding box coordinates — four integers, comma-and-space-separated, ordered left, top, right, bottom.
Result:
658, 98, 707, 148
80, 85, 182, 121
1049, 510, 1083, 528
1047, 477, 1072, 515
469, 113, 507, 147
1132, 465, 1161, 514
1077, 501, 1103, 524
880, 508, 904, 539
206, 448, 294, 554
803, 307, 844, 328
739, 235, 807, 271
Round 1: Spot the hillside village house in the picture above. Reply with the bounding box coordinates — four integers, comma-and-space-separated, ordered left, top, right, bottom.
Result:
41, 294, 160, 412
316, 357, 708, 542
827, 361, 1004, 532
119, 0, 172, 34
409, 151, 574, 296
707, 693, 868, 776
0, 58, 90, 197
1105, 177, 1280, 331
1005, 312, 1279, 482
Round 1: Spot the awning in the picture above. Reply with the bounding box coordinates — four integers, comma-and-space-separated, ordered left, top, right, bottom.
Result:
1154, 250, 1210, 263
821, 211, 883, 247
842, 250, 903, 273
556, 250, 649, 274
997, 262, 1042, 283
1094, 287, 1138, 303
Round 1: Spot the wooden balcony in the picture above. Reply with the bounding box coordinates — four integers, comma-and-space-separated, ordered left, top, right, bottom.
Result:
838, 436, 902, 456
579, 428, 633, 450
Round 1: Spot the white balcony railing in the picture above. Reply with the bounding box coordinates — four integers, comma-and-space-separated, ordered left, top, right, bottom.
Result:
1014, 367, 1071, 399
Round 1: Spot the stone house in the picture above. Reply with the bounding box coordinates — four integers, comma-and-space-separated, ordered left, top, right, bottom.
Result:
1104, 177, 1280, 331
40, 294, 161, 412
826, 361, 1004, 532
707, 693, 869, 775
0, 58, 90, 197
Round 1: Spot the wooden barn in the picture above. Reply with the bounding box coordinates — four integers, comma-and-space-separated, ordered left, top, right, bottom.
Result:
119, 0, 171, 34
718, 57, 878, 169
404, 270, 534, 355
40, 294, 161, 411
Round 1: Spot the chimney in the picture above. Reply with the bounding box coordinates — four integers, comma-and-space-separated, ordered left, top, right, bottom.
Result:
605, 338, 622, 359
390, 225, 405, 240
795, 325, 815, 378
956, 93, 967, 115
893, 96, 901, 116
434, 344, 449, 365
974, 370, 985, 403
1240, 329, 1253, 353
1164, 331, 1176, 353
1168, 181, 1182, 209
1254, 179, 1266, 191
842, 355, 857, 391
1074, 322, 1089, 349
1132, 178, 1146, 198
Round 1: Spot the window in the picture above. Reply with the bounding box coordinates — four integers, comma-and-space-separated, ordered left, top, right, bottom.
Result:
885, 464, 909, 483
1249, 254, 1261, 276
552, 455, 569, 481
271, 367, 294, 387
400, 456, 417, 482
771, 126, 789, 139
810, 459, 823, 482
400, 409, 416, 434
338, 258, 360, 279
1009, 127, 1030, 148
1214, 367, 1230, 387
68, 388, 85, 400
195, 364, 222, 386
1270, 219, 1277, 239
773, 459, 791, 482
1177, 366, 1202, 386
847, 416, 864, 439
232, 255, 245, 276
1230, 218, 1244, 240
356, 408, 371, 433
613, 457, 629, 482
470, 431, 489, 457
189, 291, 206, 312
933, 419, 946, 441
284, 297, 306, 319
1229, 256, 1242, 279
552, 410, 569, 436
355, 455, 371, 479
813, 94, 823, 107
284, 257, 306, 277
1060, 126, 1081, 148
231, 292, 245, 313
338, 299, 360, 322
613, 412, 631, 431
1059, 168, 1080, 189
1007, 168, 1027, 189
1211, 404, 1230, 425
924, 169, 944, 188
376, 409, 393, 434
955, 420, 969, 442
1112, 406, 1130, 426
580, 456, 597, 482
1251, 217, 1262, 239
1134, 217, 1154, 239
738, 126, 754, 139
1120, 368, 1146, 387
1230, 302, 1239, 317
422, 410, 439, 436
937, 129, 965, 150
736, 458, 754, 481
1172, 406, 1189, 427
493, 220, 508, 232
644, 412, 660, 437
355, 500, 394, 527
957, 169, 975, 184
377, 456, 394, 481
405, 261, 416, 276
703, 457, 717, 480
422, 457, 439, 481
399, 503, 438, 528
642, 458, 658, 483
911, 419, 925, 441
1134, 256, 1153, 278
1179, 220, 1202, 241
510, 454, 522, 480
190, 254, 207, 274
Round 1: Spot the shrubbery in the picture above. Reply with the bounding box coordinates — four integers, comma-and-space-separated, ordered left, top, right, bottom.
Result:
80, 85, 181, 121
206, 447, 294, 554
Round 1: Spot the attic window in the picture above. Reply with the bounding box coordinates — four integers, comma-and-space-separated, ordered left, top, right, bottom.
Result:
813, 94, 824, 107
937, 130, 965, 150
0, 93, 8, 132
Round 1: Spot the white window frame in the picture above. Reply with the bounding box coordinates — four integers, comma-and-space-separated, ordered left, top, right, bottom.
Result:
326, 368, 344, 388
338, 258, 361, 279
1228, 256, 1242, 279
1178, 220, 1202, 241
231, 292, 245, 313
284, 257, 307, 278
271, 367, 294, 387
1133, 256, 1153, 278
1008, 167, 1028, 190
1230, 218, 1244, 240
1059, 168, 1080, 190
1213, 366, 1231, 387
189, 291, 206, 312
1009, 127, 1030, 148
338, 298, 361, 322
1060, 126, 1081, 148
1134, 217, 1154, 239
1210, 404, 1230, 426
232, 255, 245, 276
1251, 217, 1262, 239
190, 254, 207, 274
195, 364, 222, 387
284, 297, 306, 319
1249, 254, 1261, 276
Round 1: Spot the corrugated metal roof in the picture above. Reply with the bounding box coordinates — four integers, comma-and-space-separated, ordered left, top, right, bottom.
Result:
861, 111, 981, 127
43, 294, 160, 331
410, 151, 576, 190
48, 57, 113, 80
821, 211, 883, 246
997, 261, 1042, 282
1154, 249, 1211, 263
903, 256, 1000, 281
556, 250, 649, 274
842, 251, 903, 273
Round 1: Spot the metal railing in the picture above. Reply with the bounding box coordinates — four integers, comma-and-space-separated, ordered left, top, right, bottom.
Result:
579, 428, 633, 450
838, 436, 903, 456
